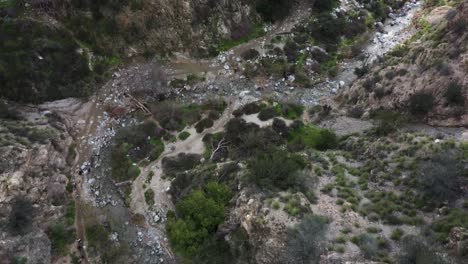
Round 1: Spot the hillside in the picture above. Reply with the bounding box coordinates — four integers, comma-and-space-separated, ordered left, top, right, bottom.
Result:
339, 0, 467, 126
0, 1, 467, 264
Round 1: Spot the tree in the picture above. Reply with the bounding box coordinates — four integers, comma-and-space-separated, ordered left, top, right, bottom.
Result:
167, 182, 232, 257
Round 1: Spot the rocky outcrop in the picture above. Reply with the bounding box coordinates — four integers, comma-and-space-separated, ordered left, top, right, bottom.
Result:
0, 101, 81, 263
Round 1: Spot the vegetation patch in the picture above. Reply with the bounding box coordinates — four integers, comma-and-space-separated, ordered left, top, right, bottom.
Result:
248, 149, 306, 190
166, 182, 231, 258
288, 124, 337, 151
145, 189, 155, 206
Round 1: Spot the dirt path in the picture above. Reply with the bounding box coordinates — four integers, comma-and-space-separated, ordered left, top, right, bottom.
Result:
70, 97, 102, 264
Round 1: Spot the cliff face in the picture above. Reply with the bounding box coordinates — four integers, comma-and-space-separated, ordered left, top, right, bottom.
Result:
339, 1, 468, 126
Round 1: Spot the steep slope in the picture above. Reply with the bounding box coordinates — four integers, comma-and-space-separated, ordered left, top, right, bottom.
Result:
339, 0, 467, 126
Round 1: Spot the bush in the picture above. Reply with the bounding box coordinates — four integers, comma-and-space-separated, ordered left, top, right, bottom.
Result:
354, 234, 379, 259
255, 0, 292, 22
283, 41, 300, 62
178, 131, 191, 140
195, 118, 214, 133
409, 92, 434, 115
309, 13, 346, 47
8, 198, 34, 235
49, 223, 75, 256
354, 65, 369, 77
258, 107, 280, 121
313, 0, 339, 13
145, 189, 155, 206
241, 49, 260, 60
85, 224, 127, 262
398, 236, 448, 264
445, 81, 464, 106
281, 214, 328, 263
294, 72, 311, 87
233, 128, 284, 158
372, 111, 405, 136
248, 149, 306, 190
150, 138, 165, 160
391, 228, 404, 241
272, 118, 289, 136
432, 209, 468, 242
162, 153, 201, 178
151, 103, 186, 131
233, 102, 262, 117
417, 149, 465, 204
0, 100, 22, 120
288, 124, 337, 151
281, 103, 304, 119
166, 182, 231, 257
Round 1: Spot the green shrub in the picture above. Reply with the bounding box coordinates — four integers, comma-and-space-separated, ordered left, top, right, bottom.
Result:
294, 72, 311, 87
0, 100, 22, 120
391, 228, 404, 241
248, 149, 306, 190
272, 201, 281, 209
85, 223, 127, 262
233, 102, 262, 117
313, 0, 340, 13
166, 182, 231, 257
288, 124, 337, 150
309, 13, 346, 47
128, 165, 141, 179
354, 234, 378, 259
258, 107, 280, 121
445, 81, 464, 106
432, 209, 468, 242
281, 214, 328, 263
10, 257, 27, 264
280, 103, 304, 119
417, 149, 465, 205
255, 0, 292, 22
195, 118, 214, 133
145, 189, 155, 206
366, 227, 381, 233
409, 92, 434, 115
372, 110, 405, 136
398, 236, 448, 264
149, 138, 165, 160
65, 201, 76, 226
162, 153, 201, 178
178, 131, 191, 140
284, 40, 301, 62
241, 49, 260, 60
49, 223, 75, 256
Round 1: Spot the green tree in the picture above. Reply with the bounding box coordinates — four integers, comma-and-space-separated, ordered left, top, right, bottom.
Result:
167, 182, 232, 257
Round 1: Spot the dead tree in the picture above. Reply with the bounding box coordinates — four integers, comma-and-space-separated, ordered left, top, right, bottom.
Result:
210, 137, 229, 161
